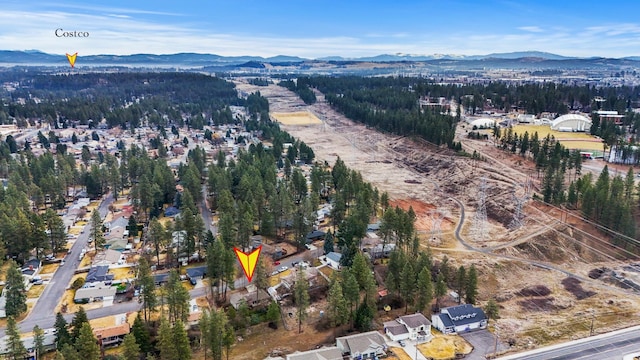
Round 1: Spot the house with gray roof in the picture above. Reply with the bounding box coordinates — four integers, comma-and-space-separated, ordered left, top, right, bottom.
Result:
286, 346, 342, 360
432, 304, 487, 334
386, 313, 432, 343
74, 283, 116, 303
336, 331, 387, 359
325, 252, 342, 270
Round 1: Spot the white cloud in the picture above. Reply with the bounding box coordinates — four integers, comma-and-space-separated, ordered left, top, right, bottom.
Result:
2, 8, 640, 58
518, 26, 543, 33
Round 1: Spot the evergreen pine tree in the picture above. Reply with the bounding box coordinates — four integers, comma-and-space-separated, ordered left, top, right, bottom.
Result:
74, 323, 99, 360
132, 313, 152, 354
5, 260, 27, 317
121, 333, 141, 360
54, 312, 72, 350
465, 265, 478, 304
172, 320, 191, 360
6, 316, 28, 360
70, 306, 89, 341
33, 325, 46, 360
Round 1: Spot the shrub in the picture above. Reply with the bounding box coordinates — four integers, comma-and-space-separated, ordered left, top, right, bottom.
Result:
71, 277, 85, 290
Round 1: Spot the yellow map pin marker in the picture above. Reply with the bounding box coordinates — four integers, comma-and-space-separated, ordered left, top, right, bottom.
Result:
66, 52, 77, 68
234, 245, 262, 282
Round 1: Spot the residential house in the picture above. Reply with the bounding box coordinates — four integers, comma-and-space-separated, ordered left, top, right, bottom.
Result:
187, 298, 202, 326
93, 249, 125, 267
94, 323, 131, 347
431, 304, 488, 334
86, 265, 115, 284
369, 243, 396, 259
105, 226, 128, 251
367, 222, 381, 232
23, 331, 57, 359
105, 216, 128, 232
326, 252, 342, 270
21, 258, 42, 281
336, 331, 387, 359
74, 282, 117, 304
153, 273, 170, 286
384, 313, 432, 342
229, 288, 271, 310
305, 230, 326, 244
286, 346, 342, 360
186, 266, 207, 281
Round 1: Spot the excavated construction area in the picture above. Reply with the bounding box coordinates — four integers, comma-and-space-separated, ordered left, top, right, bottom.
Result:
233, 78, 640, 351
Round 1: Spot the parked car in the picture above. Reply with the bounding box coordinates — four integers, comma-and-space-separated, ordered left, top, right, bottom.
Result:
273, 261, 281, 266
398, 340, 406, 347
278, 266, 289, 273
190, 278, 197, 286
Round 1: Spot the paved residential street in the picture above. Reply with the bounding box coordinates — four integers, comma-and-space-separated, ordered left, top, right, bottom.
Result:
1, 194, 113, 337
497, 325, 640, 360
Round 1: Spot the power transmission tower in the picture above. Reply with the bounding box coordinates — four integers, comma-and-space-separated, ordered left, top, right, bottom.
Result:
472, 177, 488, 241
429, 209, 445, 243
510, 179, 532, 230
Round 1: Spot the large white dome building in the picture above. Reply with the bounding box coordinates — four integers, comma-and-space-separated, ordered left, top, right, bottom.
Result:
550, 114, 591, 132
468, 118, 497, 129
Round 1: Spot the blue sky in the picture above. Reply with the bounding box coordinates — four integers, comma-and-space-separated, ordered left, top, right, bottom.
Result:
3, 0, 640, 58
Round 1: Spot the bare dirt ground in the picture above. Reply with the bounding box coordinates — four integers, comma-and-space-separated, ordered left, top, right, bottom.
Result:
233, 78, 640, 352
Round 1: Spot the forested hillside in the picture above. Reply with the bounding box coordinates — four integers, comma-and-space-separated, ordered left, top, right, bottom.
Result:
305, 76, 459, 147
0, 72, 241, 128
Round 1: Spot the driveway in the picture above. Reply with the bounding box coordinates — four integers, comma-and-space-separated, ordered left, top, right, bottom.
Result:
461, 329, 509, 360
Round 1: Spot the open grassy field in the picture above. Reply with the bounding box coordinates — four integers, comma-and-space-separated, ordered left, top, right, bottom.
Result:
271, 111, 322, 125
510, 125, 604, 151
417, 334, 473, 360
555, 140, 605, 152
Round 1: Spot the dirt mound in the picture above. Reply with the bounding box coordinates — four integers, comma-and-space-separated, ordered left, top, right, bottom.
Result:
517, 285, 551, 297
561, 277, 597, 300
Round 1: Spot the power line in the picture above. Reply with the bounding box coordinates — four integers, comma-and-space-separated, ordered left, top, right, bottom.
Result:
472, 177, 489, 242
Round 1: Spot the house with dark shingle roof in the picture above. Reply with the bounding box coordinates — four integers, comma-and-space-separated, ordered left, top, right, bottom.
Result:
305, 230, 326, 243
432, 304, 487, 334
21, 258, 42, 279
185, 266, 207, 280
336, 331, 387, 359
86, 265, 114, 284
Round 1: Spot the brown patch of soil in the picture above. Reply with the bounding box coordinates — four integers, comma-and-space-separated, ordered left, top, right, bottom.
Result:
561, 277, 597, 300
517, 285, 551, 297
517, 297, 562, 312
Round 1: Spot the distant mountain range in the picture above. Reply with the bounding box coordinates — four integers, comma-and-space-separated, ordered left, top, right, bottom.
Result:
0, 50, 307, 66
0, 50, 638, 67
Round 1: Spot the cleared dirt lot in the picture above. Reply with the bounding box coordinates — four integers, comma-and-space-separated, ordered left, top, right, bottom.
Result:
233, 78, 640, 352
